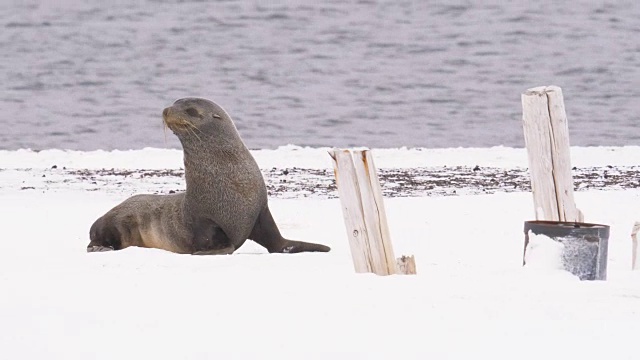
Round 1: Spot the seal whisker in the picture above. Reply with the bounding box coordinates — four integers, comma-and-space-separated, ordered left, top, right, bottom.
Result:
163, 119, 169, 144
183, 123, 202, 142
183, 121, 204, 142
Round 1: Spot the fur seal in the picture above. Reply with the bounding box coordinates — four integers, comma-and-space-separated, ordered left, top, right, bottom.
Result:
87, 98, 330, 255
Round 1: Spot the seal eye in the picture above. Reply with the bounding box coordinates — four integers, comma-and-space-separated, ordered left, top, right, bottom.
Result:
185, 108, 199, 117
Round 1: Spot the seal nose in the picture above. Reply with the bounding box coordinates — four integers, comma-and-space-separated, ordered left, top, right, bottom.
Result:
162, 107, 170, 119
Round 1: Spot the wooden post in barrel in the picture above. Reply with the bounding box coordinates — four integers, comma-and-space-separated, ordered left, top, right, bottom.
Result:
632, 222, 640, 270
521, 86, 611, 280
521, 85, 583, 222
329, 149, 416, 275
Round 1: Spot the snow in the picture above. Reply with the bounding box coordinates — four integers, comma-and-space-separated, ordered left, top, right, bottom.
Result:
2, 146, 640, 359
2, 145, 640, 170
524, 232, 570, 273
524, 232, 566, 270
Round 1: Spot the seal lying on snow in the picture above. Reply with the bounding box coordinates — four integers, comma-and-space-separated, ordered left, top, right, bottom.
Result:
88, 98, 330, 255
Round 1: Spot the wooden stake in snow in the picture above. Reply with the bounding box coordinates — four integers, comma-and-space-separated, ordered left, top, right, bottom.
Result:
330, 149, 416, 275
396, 255, 417, 275
521, 85, 583, 222
631, 222, 640, 270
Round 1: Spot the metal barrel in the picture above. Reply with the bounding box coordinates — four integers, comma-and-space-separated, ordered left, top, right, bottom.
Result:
523, 220, 610, 280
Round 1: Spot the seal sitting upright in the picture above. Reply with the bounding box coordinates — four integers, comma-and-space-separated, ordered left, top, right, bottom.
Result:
88, 98, 330, 255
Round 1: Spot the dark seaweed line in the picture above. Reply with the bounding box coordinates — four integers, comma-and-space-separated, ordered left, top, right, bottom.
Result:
46, 165, 640, 198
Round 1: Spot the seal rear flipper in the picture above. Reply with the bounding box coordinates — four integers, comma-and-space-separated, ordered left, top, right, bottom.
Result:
249, 206, 331, 253
278, 240, 331, 253
88, 217, 123, 252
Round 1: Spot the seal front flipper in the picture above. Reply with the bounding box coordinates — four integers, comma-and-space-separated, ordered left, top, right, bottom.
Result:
249, 206, 331, 253
190, 218, 238, 255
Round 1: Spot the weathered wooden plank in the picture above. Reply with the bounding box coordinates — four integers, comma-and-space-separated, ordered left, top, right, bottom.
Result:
522, 85, 581, 222
396, 255, 417, 275
632, 222, 640, 270
522, 87, 560, 220
353, 150, 397, 275
330, 149, 372, 273
545, 86, 581, 222
330, 149, 416, 276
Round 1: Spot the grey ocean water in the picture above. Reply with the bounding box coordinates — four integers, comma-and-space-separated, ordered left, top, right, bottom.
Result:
2, 1, 640, 150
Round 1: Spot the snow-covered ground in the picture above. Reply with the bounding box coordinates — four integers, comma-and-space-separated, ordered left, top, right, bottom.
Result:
1, 146, 640, 359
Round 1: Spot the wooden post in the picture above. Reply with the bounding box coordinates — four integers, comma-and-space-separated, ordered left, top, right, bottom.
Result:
632, 222, 640, 270
330, 149, 416, 275
396, 256, 417, 275
521, 85, 583, 222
